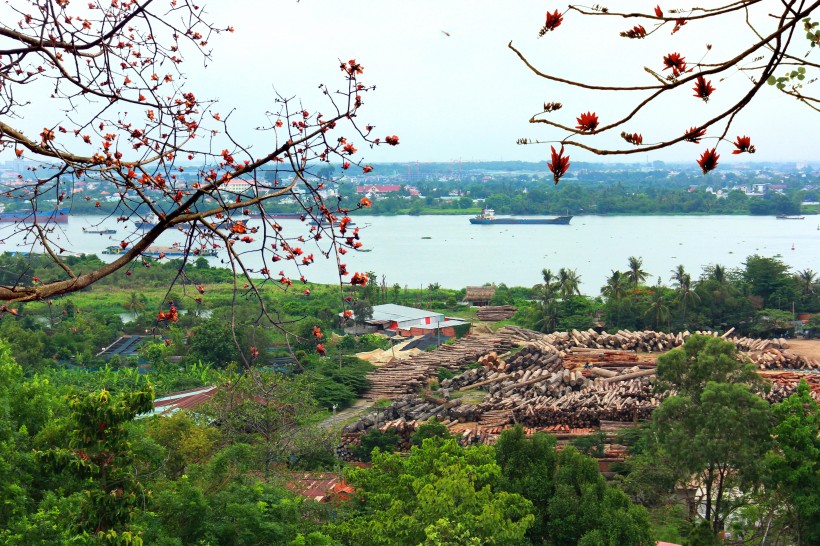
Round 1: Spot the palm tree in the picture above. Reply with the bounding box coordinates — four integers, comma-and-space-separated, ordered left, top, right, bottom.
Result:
601, 270, 628, 327
627, 256, 648, 292
534, 268, 559, 304
123, 291, 147, 319
797, 269, 816, 298
670, 264, 687, 289
675, 273, 700, 328
602, 270, 627, 300
645, 289, 671, 331
558, 267, 581, 299
533, 299, 559, 333
709, 264, 727, 285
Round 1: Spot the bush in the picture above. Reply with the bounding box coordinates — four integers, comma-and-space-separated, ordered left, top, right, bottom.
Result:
410, 419, 453, 446
352, 428, 400, 462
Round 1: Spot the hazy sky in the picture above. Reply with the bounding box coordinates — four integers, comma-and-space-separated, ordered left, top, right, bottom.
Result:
5, 1, 818, 167
186, 0, 818, 167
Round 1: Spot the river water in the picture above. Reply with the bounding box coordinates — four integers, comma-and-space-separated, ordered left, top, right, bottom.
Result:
2, 214, 818, 294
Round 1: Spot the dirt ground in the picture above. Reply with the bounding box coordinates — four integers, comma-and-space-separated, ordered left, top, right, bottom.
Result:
784, 339, 820, 360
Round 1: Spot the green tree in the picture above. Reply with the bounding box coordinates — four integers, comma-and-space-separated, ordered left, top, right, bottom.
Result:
546, 446, 654, 546
743, 254, 797, 309
411, 418, 454, 446
351, 427, 400, 462
333, 438, 534, 546
495, 425, 557, 544
207, 371, 323, 478
187, 318, 239, 367
558, 267, 581, 299
654, 336, 771, 537
627, 256, 649, 292
644, 285, 672, 331
41, 386, 155, 543
123, 292, 147, 320
765, 380, 820, 546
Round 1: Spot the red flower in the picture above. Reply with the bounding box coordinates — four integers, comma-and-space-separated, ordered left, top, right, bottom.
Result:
620, 25, 647, 39
547, 145, 570, 185
362, 165, 373, 173
343, 310, 353, 319
673, 18, 687, 33
313, 326, 323, 338
621, 132, 643, 145
732, 135, 755, 154
575, 111, 599, 132
662, 52, 687, 76
350, 272, 368, 286
683, 126, 706, 143
696, 148, 720, 174
250, 346, 259, 359
385, 135, 400, 146
654, 5, 663, 17
316, 343, 326, 356
343, 143, 357, 155
692, 75, 715, 102
359, 197, 372, 208
539, 10, 563, 36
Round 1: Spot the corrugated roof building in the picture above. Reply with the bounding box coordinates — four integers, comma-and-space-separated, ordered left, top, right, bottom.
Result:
139, 385, 217, 418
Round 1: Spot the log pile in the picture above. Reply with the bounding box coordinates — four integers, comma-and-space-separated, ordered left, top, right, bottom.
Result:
742, 347, 820, 371
476, 305, 518, 321
344, 326, 819, 449
362, 334, 519, 400
759, 371, 820, 400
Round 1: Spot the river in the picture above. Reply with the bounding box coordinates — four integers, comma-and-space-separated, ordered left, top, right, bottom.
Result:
2, 214, 818, 294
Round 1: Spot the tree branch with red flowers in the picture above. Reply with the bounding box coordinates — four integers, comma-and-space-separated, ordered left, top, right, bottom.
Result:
0, 1, 397, 363
512, 1, 819, 181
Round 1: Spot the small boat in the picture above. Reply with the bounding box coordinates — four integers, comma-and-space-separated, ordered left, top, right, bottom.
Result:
247, 211, 303, 220
134, 214, 159, 229
469, 208, 572, 225
776, 215, 805, 220
83, 227, 117, 235
311, 219, 357, 228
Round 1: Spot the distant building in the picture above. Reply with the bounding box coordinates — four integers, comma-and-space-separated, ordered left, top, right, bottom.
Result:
348, 303, 470, 337
286, 472, 355, 503
356, 184, 401, 194
463, 286, 496, 307
139, 385, 218, 418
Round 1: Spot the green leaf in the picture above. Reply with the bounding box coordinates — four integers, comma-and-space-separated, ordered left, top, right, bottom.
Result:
767, 75, 776, 85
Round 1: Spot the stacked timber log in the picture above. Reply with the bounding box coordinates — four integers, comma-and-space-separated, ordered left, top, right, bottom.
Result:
497, 325, 688, 353
341, 394, 482, 435
343, 327, 819, 449
759, 371, 820, 401
476, 305, 518, 321
362, 334, 519, 400
741, 346, 819, 371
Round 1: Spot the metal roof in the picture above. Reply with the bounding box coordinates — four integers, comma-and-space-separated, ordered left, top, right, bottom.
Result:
138, 385, 217, 418
370, 304, 444, 323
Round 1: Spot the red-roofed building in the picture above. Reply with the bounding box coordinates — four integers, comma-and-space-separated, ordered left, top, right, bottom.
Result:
140, 385, 217, 418
286, 472, 354, 503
